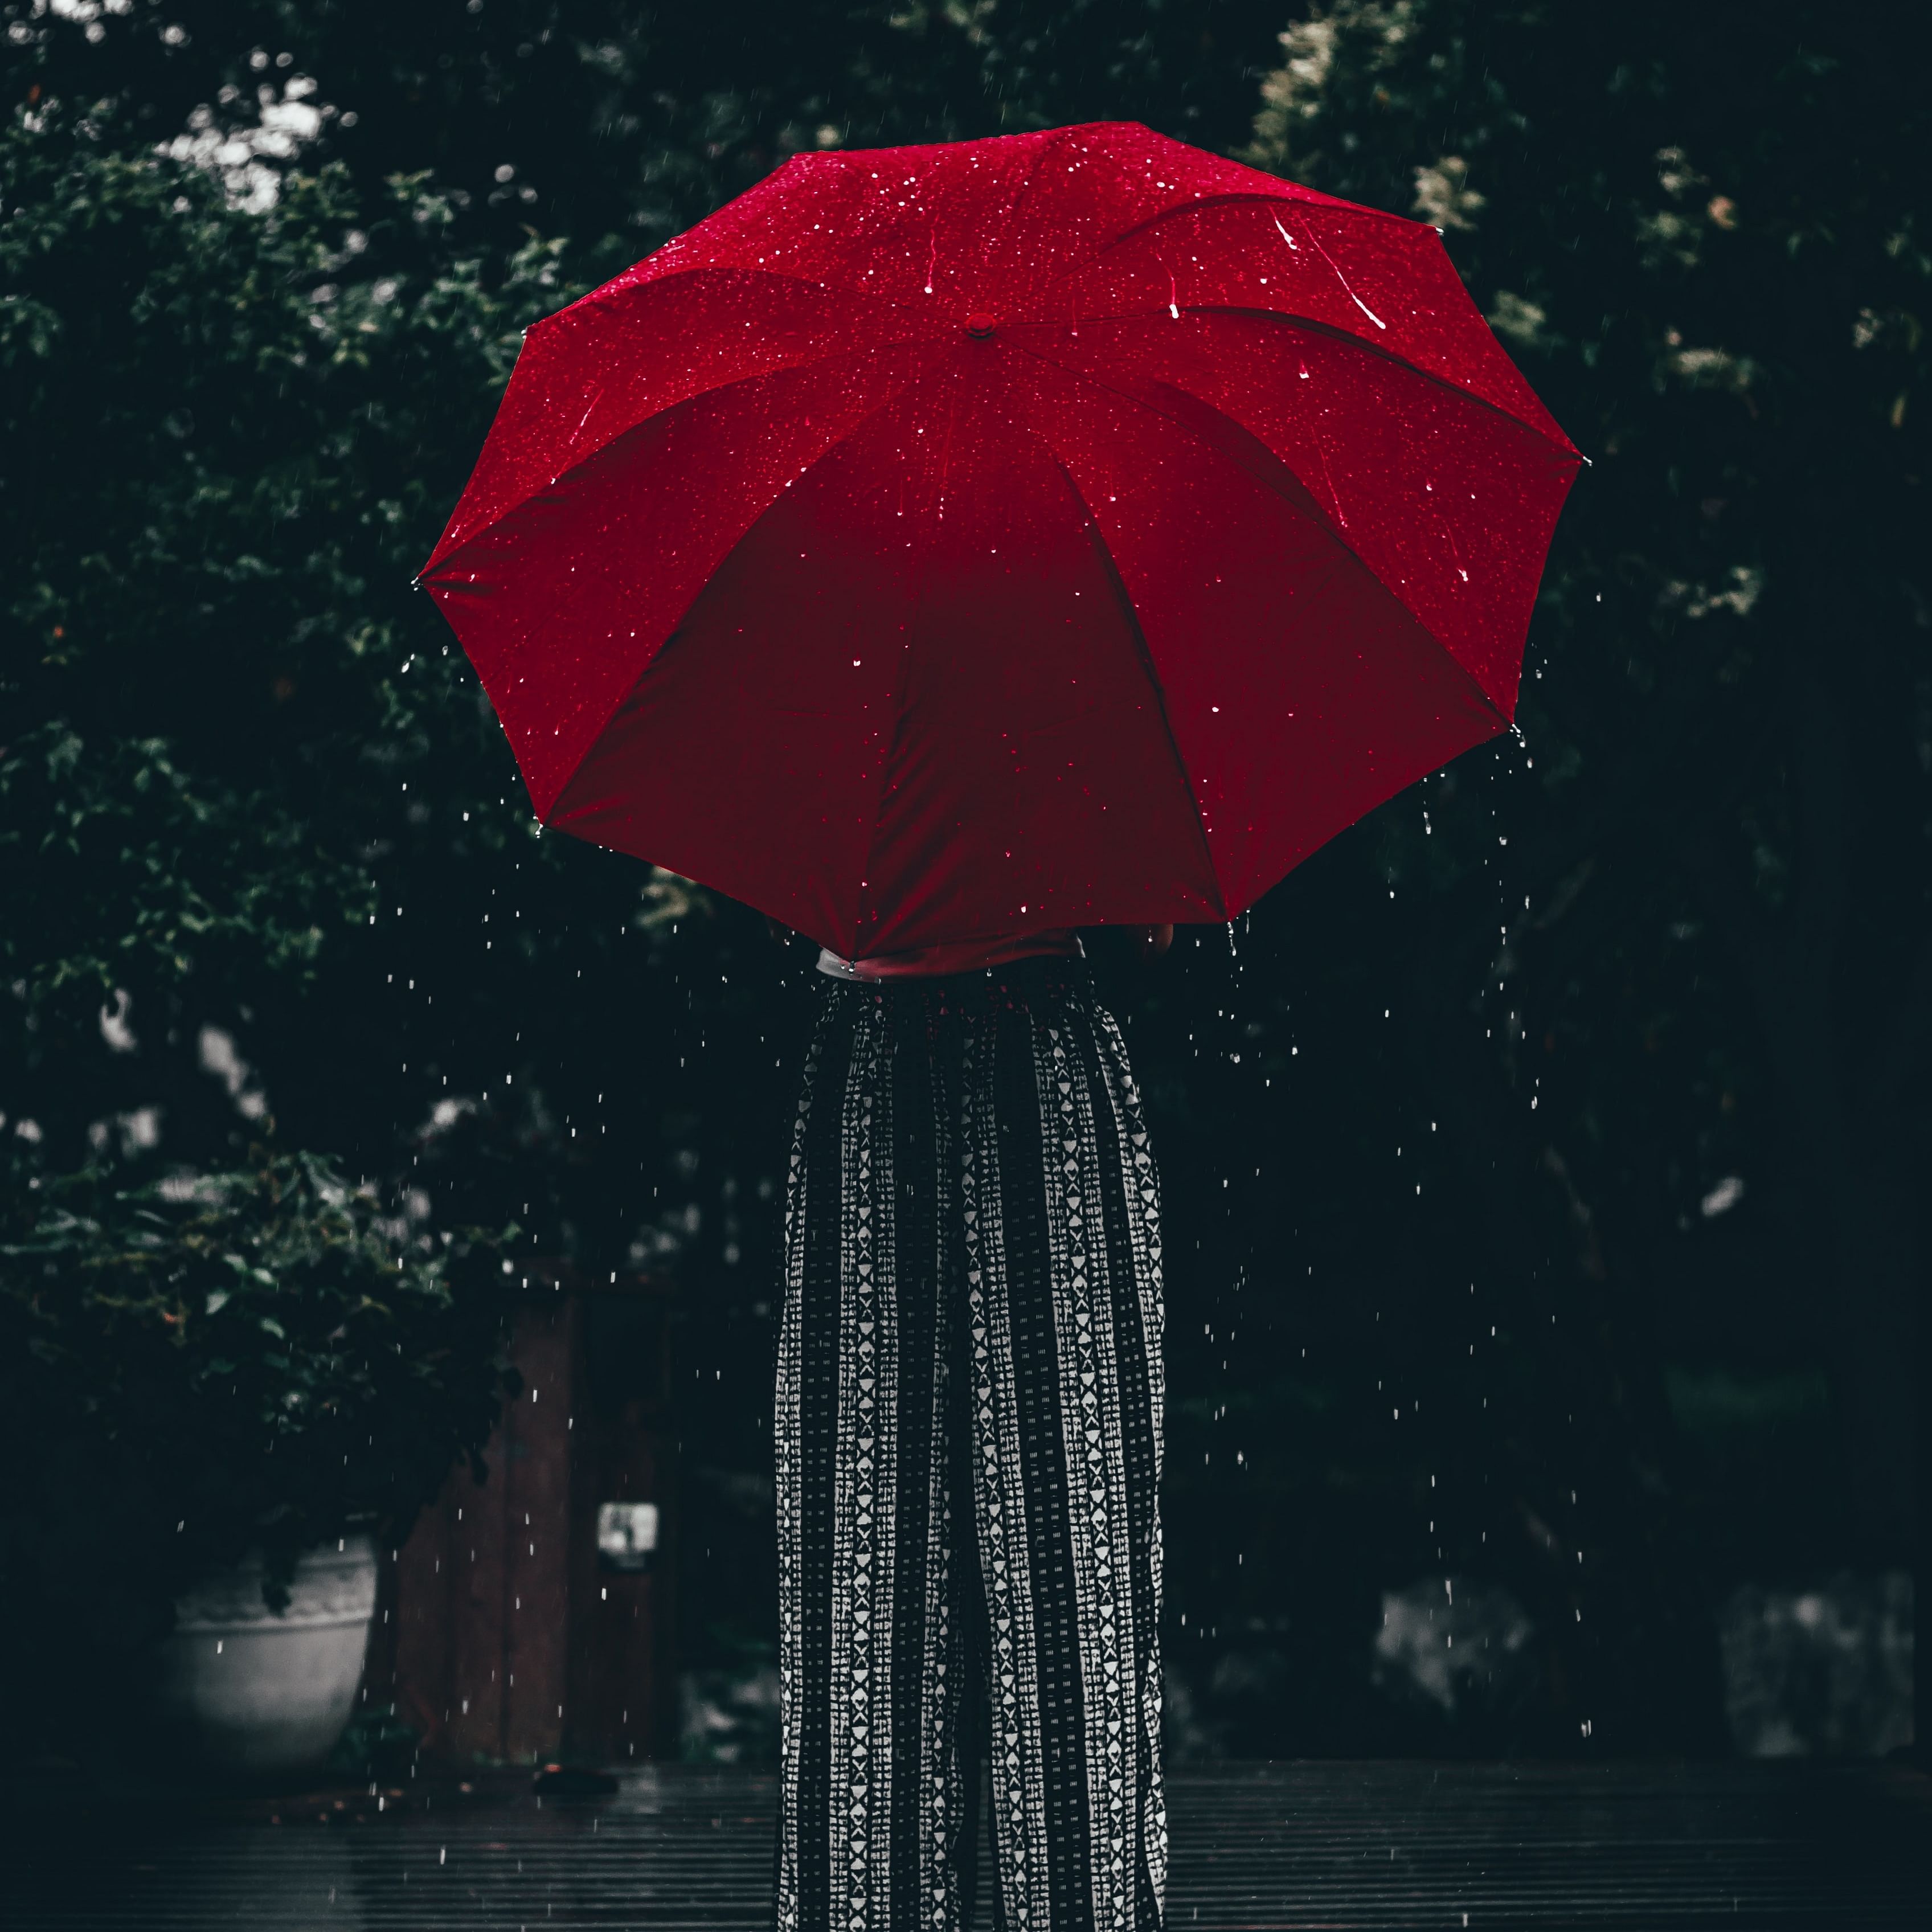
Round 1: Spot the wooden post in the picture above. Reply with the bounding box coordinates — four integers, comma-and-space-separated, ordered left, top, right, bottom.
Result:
566, 1276, 681, 1763
390, 1269, 678, 1765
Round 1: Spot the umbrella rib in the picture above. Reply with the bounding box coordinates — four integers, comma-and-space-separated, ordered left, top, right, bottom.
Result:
1022, 191, 1575, 456
429, 338, 936, 576
1003, 331, 1538, 698
556, 259, 955, 332
1035, 190, 1414, 326
515, 375, 932, 834
1018, 300, 1576, 461
1196, 305, 1579, 457
1032, 191, 1409, 300
992, 125, 1076, 261
1006, 340, 1509, 744
1000, 336, 1409, 635
1036, 446, 1229, 923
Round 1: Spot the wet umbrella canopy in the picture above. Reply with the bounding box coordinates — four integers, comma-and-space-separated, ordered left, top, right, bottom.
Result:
421, 122, 1579, 956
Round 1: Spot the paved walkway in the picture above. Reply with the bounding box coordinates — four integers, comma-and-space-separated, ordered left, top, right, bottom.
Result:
10, 1759, 1930, 1929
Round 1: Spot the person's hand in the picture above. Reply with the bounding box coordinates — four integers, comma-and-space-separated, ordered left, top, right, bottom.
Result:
1139, 923, 1174, 958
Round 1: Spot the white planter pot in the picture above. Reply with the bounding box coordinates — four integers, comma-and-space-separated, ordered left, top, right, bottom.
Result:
152, 1533, 378, 1779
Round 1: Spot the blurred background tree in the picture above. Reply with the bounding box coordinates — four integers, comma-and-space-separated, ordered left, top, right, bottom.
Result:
3, 0, 1925, 1758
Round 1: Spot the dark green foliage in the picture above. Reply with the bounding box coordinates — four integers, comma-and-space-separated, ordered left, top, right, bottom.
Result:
1, 60, 554, 1744
0, 1149, 518, 1732
1, 81, 572, 1042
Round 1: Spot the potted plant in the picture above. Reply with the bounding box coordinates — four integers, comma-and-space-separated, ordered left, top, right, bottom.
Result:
0, 1146, 522, 1780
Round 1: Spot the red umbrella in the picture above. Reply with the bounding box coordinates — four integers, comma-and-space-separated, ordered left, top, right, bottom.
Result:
422, 122, 1579, 957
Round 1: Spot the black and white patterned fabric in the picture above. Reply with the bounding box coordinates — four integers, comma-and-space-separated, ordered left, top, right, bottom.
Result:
775, 958, 1167, 1932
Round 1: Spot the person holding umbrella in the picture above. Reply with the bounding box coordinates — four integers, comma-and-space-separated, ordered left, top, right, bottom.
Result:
771, 902, 1177, 1932
424, 122, 1576, 1932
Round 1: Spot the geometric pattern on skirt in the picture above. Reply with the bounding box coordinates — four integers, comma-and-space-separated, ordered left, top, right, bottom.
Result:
775, 959, 1166, 1932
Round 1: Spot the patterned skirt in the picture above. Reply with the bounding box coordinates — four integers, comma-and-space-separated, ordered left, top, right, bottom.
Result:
775, 958, 1167, 1932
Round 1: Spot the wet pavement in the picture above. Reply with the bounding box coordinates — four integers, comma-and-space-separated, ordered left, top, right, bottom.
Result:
7, 1758, 1930, 1929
